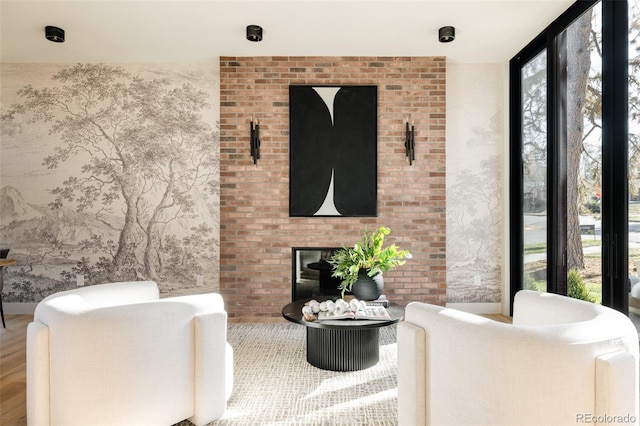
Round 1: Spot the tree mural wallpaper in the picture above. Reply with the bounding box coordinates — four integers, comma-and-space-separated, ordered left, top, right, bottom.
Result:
0, 63, 220, 302
446, 64, 504, 304
447, 153, 503, 303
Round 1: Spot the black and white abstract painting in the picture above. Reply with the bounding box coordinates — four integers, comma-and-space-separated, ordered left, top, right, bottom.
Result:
289, 85, 377, 217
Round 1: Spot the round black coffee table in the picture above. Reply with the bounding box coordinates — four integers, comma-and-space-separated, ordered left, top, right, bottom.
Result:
282, 298, 404, 371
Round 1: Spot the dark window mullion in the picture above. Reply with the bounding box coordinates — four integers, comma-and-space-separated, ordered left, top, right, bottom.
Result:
601, 0, 629, 313
508, 59, 524, 315
509, 43, 547, 315
548, 30, 569, 296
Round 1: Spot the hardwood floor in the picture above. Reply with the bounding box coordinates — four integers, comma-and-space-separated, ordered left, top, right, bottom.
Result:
0, 312, 512, 425
0, 314, 30, 426
482, 313, 512, 324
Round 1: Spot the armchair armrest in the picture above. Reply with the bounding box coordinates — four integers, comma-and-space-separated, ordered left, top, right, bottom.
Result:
398, 320, 426, 426
595, 351, 639, 422
26, 321, 50, 426
191, 310, 232, 426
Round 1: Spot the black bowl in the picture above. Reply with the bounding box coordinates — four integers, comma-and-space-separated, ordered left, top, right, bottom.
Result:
0, 249, 10, 259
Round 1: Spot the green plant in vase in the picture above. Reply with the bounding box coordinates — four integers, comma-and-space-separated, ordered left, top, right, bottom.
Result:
328, 226, 411, 299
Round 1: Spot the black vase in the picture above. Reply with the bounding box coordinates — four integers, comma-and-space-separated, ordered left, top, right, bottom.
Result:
351, 270, 384, 300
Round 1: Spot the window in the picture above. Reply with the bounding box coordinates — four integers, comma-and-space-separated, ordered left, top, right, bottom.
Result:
510, 0, 629, 314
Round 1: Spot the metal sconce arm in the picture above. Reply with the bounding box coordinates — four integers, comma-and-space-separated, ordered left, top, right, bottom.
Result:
405, 120, 415, 165
250, 118, 261, 165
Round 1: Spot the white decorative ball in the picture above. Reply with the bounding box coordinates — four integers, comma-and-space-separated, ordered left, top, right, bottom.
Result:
349, 299, 360, 312
325, 301, 336, 313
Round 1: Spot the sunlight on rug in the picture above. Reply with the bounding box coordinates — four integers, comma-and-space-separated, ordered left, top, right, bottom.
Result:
176, 323, 398, 426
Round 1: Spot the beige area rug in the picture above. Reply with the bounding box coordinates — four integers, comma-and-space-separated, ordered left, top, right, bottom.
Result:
179, 323, 399, 426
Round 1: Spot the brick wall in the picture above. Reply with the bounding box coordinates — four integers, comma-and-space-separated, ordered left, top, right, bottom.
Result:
220, 56, 446, 320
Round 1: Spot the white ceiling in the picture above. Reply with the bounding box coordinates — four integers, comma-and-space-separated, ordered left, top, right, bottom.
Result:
0, 0, 574, 64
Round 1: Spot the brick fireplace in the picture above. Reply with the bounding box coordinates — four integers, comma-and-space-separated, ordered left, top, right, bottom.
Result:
220, 56, 446, 321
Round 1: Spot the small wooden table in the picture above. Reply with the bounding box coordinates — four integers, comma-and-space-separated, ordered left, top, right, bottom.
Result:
282, 298, 404, 371
0, 259, 16, 328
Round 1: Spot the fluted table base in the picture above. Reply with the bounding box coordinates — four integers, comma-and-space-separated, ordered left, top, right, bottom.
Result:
306, 327, 379, 371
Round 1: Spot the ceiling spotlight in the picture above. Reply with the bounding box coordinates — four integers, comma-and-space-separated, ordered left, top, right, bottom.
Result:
438, 26, 455, 43
45, 26, 65, 43
246, 25, 263, 42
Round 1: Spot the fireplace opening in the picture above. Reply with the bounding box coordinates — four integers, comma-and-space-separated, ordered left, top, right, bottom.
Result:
291, 247, 351, 301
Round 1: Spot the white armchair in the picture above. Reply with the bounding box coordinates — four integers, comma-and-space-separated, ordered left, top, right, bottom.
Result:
398, 290, 639, 426
27, 281, 233, 426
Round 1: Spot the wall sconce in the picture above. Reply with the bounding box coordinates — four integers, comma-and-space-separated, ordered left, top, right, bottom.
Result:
405, 118, 415, 165
250, 117, 261, 165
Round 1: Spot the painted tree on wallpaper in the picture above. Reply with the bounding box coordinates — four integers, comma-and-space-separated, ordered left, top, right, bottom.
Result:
446, 63, 504, 304
447, 154, 503, 303
0, 64, 219, 301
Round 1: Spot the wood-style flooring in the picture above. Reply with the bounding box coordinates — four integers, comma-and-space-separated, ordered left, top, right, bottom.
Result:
1, 314, 30, 426
0, 313, 513, 426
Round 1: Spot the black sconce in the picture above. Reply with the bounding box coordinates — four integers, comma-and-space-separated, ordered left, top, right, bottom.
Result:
250, 117, 261, 165
405, 118, 415, 165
